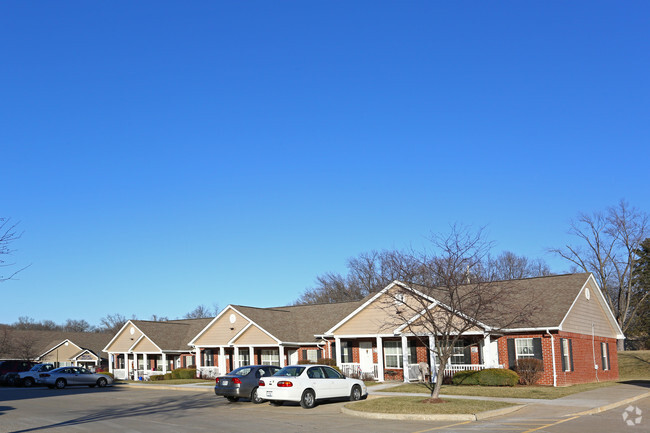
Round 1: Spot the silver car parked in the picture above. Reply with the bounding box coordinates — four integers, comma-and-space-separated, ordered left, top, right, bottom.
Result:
40, 366, 113, 389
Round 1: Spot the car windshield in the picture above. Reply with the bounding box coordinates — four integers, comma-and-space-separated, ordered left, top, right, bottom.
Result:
273, 366, 305, 377
230, 367, 252, 376
30, 365, 41, 371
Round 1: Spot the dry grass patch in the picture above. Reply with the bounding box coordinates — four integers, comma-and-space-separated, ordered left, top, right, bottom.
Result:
347, 396, 515, 414
619, 350, 650, 380
383, 381, 618, 399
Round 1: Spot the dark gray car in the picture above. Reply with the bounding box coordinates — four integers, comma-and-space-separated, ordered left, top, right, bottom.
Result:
214, 365, 280, 403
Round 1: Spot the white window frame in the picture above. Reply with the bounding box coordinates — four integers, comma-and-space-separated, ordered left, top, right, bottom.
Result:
261, 349, 280, 366
515, 338, 535, 360
239, 348, 250, 366
562, 339, 571, 371
384, 341, 403, 369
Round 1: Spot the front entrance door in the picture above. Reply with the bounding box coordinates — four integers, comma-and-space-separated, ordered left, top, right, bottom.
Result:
359, 342, 373, 377
287, 349, 299, 365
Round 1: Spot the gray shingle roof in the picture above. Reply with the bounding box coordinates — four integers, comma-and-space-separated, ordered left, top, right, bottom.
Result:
131, 318, 212, 351
0, 329, 112, 360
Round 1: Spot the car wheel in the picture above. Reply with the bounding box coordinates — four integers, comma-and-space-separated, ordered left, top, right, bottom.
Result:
97, 377, 108, 387
23, 377, 35, 388
226, 396, 239, 402
269, 400, 284, 406
300, 389, 316, 409
349, 385, 362, 401
55, 378, 66, 389
251, 387, 264, 404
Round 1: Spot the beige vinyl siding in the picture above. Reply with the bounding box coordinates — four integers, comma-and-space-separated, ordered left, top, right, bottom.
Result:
407, 306, 483, 334
131, 336, 160, 353
105, 324, 144, 353
41, 342, 82, 363
193, 308, 250, 345
335, 288, 420, 335
231, 325, 277, 345
562, 281, 618, 338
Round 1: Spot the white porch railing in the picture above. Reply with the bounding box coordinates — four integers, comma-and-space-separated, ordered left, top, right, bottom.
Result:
198, 366, 220, 379
340, 363, 378, 380
441, 363, 490, 378
113, 369, 127, 380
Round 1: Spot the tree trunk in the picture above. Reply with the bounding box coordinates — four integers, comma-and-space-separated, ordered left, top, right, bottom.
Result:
617, 338, 625, 351
431, 363, 446, 399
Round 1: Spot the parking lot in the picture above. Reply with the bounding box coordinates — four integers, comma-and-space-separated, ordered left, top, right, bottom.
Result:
0, 384, 648, 433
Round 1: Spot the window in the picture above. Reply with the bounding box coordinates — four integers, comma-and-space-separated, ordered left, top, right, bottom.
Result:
261, 349, 279, 366
560, 338, 573, 372
601, 342, 610, 370
515, 338, 535, 359
451, 340, 467, 365
203, 349, 214, 367
384, 341, 403, 369
340, 341, 353, 363
323, 366, 343, 379
301, 349, 319, 363
239, 349, 250, 366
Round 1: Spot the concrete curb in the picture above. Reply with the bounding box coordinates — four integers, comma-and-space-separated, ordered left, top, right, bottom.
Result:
341, 402, 525, 421
569, 391, 650, 416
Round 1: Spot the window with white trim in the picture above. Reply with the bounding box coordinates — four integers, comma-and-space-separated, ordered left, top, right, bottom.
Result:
562, 339, 571, 371
515, 338, 535, 359
260, 349, 279, 366
384, 341, 403, 369
239, 348, 250, 366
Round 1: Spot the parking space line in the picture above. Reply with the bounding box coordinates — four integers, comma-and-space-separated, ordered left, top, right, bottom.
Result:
411, 420, 473, 433
519, 415, 581, 433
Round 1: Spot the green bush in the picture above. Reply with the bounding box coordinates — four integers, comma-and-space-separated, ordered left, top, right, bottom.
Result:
477, 368, 519, 386
164, 373, 173, 380
452, 368, 519, 387
171, 368, 196, 379
148, 374, 165, 381
452, 370, 479, 385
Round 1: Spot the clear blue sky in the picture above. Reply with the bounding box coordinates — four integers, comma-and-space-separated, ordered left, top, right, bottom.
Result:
2, 1, 648, 327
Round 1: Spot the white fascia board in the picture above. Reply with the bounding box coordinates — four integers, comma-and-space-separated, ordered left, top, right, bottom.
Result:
558, 273, 625, 339
127, 333, 163, 353
188, 305, 233, 346
103, 320, 136, 353
324, 334, 401, 339
501, 327, 560, 333
325, 281, 409, 335
71, 349, 98, 361
39, 339, 82, 359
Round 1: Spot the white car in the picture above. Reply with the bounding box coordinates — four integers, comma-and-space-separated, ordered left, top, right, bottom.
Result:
259, 364, 368, 409
18, 363, 54, 387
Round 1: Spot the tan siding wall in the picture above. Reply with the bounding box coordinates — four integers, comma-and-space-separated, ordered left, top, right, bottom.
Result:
132, 337, 160, 353
232, 325, 276, 345
193, 308, 250, 345
562, 280, 618, 338
335, 288, 422, 335
41, 342, 82, 362
105, 324, 144, 352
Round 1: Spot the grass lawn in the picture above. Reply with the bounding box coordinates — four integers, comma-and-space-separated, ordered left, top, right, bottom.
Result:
119, 379, 214, 385
618, 350, 650, 380
381, 350, 650, 399
347, 397, 515, 414
382, 381, 618, 399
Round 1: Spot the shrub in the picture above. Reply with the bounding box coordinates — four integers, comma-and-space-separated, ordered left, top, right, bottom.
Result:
452, 368, 519, 387
516, 358, 544, 385
317, 358, 336, 366
164, 373, 173, 380
171, 368, 196, 379
452, 370, 479, 385
477, 368, 519, 386
148, 374, 165, 381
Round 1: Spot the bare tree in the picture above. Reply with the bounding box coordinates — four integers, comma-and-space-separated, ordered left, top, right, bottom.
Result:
381, 226, 538, 400
485, 251, 552, 280
550, 200, 648, 350
99, 313, 130, 334
184, 304, 216, 319
63, 319, 94, 332
0, 326, 14, 358
0, 218, 28, 282
149, 314, 169, 322
15, 333, 38, 360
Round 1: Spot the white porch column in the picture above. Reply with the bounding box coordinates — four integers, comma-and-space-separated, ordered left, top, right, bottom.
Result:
482, 334, 492, 368
233, 347, 239, 369
219, 347, 225, 374
401, 335, 409, 382
162, 353, 167, 374
429, 335, 437, 383
195, 347, 202, 377
249, 346, 255, 365
376, 336, 384, 382
279, 345, 285, 367
335, 337, 342, 367
124, 353, 129, 379
109, 354, 114, 374
143, 353, 148, 375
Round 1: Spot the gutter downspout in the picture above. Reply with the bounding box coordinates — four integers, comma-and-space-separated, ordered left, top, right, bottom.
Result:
546, 329, 557, 387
